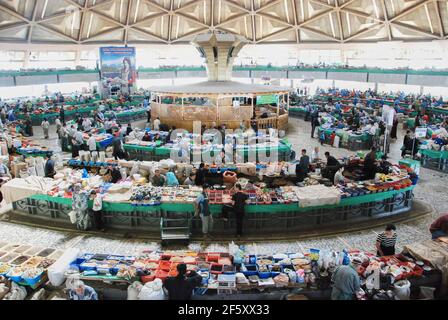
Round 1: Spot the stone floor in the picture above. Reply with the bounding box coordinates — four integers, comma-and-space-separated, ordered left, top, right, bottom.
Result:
0, 117, 446, 256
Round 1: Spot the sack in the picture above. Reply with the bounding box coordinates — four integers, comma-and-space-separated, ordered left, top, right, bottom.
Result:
68, 211, 77, 224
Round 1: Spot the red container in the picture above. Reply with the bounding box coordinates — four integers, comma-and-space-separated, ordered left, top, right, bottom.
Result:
155, 269, 169, 281
210, 263, 223, 274
206, 254, 220, 263
159, 260, 171, 271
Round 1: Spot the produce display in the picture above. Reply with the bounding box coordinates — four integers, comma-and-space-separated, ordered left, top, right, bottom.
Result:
0, 242, 59, 288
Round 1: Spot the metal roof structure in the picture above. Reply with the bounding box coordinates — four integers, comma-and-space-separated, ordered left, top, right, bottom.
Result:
0, 0, 447, 45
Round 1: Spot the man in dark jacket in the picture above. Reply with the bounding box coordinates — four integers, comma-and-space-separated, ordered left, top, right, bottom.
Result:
163, 264, 202, 300
296, 149, 310, 184
232, 184, 249, 237
310, 108, 319, 138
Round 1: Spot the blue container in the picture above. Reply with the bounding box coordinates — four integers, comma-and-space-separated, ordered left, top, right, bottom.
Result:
242, 264, 258, 276
79, 262, 97, 272
81, 253, 94, 260
24, 274, 42, 286
258, 271, 271, 279
7, 274, 23, 283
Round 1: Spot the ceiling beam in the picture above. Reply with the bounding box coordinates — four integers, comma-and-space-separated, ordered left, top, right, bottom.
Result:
169, 27, 209, 43
300, 26, 342, 42
0, 4, 30, 23
221, 0, 251, 13
336, 0, 344, 41
81, 27, 123, 43
131, 12, 167, 27
308, 0, 333, 9
215, 13, 248, 28
131, 26, 169, 43
379, 0, 392, 41
255, 27, 294, 43
27, 0, 38, 43
251, 0, 256, 42
340, 8, 385, 23
290, 0, 300, 43
0, 22, 29, 32
142, 0, 170, 13
390, 21, 441, 39
64, 0, 84, 10
389, 0, 431, 23
173, 0, 202, 13
33, 24, 79, 43
168, 0, 174, 42
433, 0, 444, 38
298, 9, 333, 27
255, 0, 283, 13
125, 0, 133, 45
343, 23, 383, 42
176, 12, 210, 28
78, 0, 90, 42
339, 0, 357, 9
256, 12, 294, 27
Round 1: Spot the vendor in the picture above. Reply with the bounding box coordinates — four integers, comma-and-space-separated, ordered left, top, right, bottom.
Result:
331, 264, 361, 300
183, 173, 195, 186
194, 163, 206, 186
44, 155, 56, 178
429, 213, 448, 240
376, 224, 397, 256
311, 146, 320, 162
68, 280, 98, 300
333, 166, 347, 185
152, 169, 166, 186
363, 147, 377, 180
378, 155, 392, 174
323, 151, 341, 182
142, 131, 151, 142
163, 263, 202, 300
166, 172, 179, 187
401, 130, 413, 157
295, 149, 310, 185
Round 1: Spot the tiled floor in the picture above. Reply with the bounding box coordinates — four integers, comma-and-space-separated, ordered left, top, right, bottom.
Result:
0, 117, 446, 255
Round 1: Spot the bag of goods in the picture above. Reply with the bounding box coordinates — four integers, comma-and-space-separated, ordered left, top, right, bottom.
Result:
223, 171, 237, 184
273, 273, 289, 287
3, 282, 27, 300
237, 163, 256, 176
127, 281, 143, 300
138, 278, 165, 300
0, 281, 9, 300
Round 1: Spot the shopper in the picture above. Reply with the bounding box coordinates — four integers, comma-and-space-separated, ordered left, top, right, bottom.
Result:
24, 113, 33, 136
87, 133, 97, 154
71, 128, 84, 158
41, 118, 50, 139
376, 224, 397, 256
429, 213, 448, 240
59, 106, 65, 123
310, 108, 319, 138
90, 190, 105, 232
163, 263, 202, 300
44, 155, 56, 178
401, 130, 413, 157
196, 184, 213, 238
153, 117, 161, 131
55, 116, 62, 137
112, 137, 127, 160
68, 280, 98, 300
331, 264, 361, 300
151, 169, 166, 186
232, 184, 248, 238
333, 166, 347, 185
194, 163, 206, 186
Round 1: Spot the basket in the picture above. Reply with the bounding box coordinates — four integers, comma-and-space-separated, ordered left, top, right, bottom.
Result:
242, 264, 258, 276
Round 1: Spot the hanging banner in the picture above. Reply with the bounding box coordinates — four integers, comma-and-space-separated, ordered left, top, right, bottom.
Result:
99, 47, 137, 97
256, 94, 278, 105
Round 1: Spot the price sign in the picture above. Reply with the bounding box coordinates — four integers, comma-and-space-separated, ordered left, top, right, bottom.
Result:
415, 127, 427, 138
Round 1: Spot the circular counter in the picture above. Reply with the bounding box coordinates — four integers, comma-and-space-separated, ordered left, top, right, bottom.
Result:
11, 186, 414, 236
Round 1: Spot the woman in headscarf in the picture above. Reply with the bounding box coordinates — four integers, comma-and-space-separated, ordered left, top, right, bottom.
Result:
166, 172, 179, 187
71, 184, 92, 231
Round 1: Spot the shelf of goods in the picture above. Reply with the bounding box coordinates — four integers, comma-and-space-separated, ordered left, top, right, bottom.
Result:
62, 244, 445, 300
12, 181, 415, 235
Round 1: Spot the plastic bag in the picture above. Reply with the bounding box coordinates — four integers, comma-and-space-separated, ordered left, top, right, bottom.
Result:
68, 211, 77, 224
3, 282, 27, 300
138, 279, 165, 300
128, 281, 143, 300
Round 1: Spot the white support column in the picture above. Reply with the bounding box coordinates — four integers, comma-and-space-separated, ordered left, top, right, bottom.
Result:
74, 49, 81, 66
23, 50, 31, 68
420, 85, 424, 95
290, 79, 294, 88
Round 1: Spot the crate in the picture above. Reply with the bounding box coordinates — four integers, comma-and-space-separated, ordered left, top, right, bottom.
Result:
241, 264, 258, 276
23, 273, 42, 286
210, 263, 223, 275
